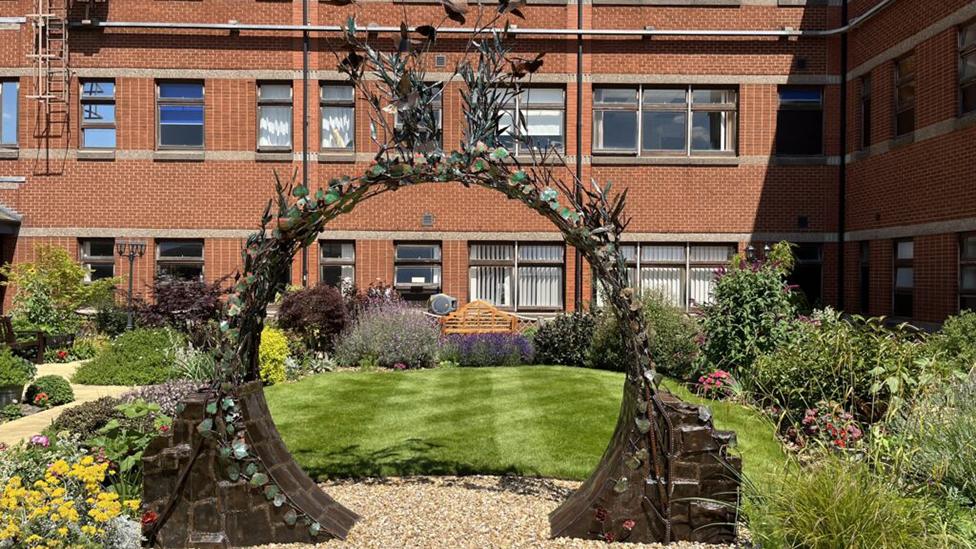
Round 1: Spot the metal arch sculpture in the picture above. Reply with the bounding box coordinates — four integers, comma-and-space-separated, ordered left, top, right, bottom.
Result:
140, 9, 740, 547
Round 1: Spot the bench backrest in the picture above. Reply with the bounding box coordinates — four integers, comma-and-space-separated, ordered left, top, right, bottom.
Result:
441, 301, 518, 334
0, 316, 16, 345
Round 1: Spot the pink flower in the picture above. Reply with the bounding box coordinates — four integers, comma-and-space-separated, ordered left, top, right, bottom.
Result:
159, 424, 170, 433
30, 435, 49, 447
622, 519, 636, 530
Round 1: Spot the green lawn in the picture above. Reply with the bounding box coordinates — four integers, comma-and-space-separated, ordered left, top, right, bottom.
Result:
266, 366, 787, 485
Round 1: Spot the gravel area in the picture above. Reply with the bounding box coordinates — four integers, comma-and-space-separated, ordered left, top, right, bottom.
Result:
255, 476, 737, 549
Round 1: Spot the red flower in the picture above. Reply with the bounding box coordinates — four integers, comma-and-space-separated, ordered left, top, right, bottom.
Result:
56, 350, 68, 359
594, 507, 608, 522
142, 511, 159, 526
604, 532, 616, 543
622, 519, 636, 530
159, 424, 170, 433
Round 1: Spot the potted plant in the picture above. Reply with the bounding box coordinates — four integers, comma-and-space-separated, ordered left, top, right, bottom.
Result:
0, 348, 37, 407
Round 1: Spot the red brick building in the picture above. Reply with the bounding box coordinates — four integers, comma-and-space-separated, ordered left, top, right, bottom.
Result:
0, 0, 972, 323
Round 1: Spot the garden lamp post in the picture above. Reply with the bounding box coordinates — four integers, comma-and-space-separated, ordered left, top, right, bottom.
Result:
116, 239, 147, 331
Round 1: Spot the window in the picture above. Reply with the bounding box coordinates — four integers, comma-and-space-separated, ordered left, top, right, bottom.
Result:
961, 233, 976, 311
156, 240, 204, 281
0, 80, 18, 147
157, 81, 204, 148
80, 80, 116, 149
80, 239, 115, 282
320, 241, 355, 290
860, 75, 872, 149
776, 87, 823, 155
394, 243, 441, 302
787, 244, 823, 307
469, 243, 565, 311
258, 83, 292, 151
895, 53, 916, 136
593, 243, 734, 310
321, 84, 355, 150
594, 86, 737, 156
961, 21, 976, 114
499, 88, 565, 155
859, 241, 871, 314
893, 239, 914, 317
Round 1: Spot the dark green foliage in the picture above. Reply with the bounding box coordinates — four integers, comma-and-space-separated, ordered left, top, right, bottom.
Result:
924, 310, 976, 373
0, 348, 36, 386
587, 291, 701, 380
749, 310, 925, 424
48, 396, 123, 439
533, 312, 596, 368
94, 299, 130, 337
697, 242, 797, 375
72, 328, 182, 386
276, 285, 348, 352
25, 375, 74, 406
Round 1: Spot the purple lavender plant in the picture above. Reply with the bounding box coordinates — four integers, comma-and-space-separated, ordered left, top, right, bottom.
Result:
441, 333, 534, 367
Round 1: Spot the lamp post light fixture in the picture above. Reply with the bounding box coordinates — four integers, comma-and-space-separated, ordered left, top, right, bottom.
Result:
116, 239, 147, 331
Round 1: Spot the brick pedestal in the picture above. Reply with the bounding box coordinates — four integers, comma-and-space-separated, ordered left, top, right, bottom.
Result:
142, 382, 359, 548
550, 381, 741, 544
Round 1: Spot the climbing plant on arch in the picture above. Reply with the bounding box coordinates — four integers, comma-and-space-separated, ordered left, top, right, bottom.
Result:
141, 7, 740, 547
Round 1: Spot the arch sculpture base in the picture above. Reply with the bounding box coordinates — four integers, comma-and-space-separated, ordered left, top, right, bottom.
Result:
142, 382, 359, 548
550, 382, 741, 544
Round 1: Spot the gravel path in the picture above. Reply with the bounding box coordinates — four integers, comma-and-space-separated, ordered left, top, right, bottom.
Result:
256, 476, 737, 549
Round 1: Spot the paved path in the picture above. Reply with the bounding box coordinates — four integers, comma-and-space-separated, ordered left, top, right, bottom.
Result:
0, 361, 134, 446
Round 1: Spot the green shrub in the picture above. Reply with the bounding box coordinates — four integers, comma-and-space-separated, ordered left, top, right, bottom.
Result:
47, 396, 123, 439
0, 348, 36, 386
334, 304, 441, 369
1, 403, 22, 421
25, 375, 74, 407
71, 328, 182, 386
750, 310, 926, 424
0, 245, 117, 335
258, 326, 289, 385
170, 343, 217, 382
586, 291, 700, 379
71, 335, 110, 360
748, 456, 963, 549
533, 312, 595, 367
924, 310, 976, 373
888, 370, 976, 507
697, 241, 797, 375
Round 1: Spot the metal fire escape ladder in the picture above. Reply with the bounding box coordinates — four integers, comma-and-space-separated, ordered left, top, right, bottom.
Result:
27, 0, 70, 104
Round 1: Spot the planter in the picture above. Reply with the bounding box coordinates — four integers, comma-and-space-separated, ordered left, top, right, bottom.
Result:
0, 384, 24, 407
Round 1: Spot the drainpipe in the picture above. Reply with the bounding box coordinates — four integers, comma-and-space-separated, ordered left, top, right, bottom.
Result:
574, 0, 584, 311
837, 0, 848, 309
301, 0, 310, 287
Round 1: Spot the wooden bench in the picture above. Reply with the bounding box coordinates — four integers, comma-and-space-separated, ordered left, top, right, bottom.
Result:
0, 316, 46, 364
440, 300, 518, 335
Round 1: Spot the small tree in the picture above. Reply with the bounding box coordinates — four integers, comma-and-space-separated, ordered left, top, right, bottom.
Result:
697, 241, 797, 375
0, 245, 117, 334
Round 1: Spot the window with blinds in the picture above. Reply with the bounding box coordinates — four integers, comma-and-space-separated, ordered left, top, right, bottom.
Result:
469, 243, 564, 311
593, 243, 734, 310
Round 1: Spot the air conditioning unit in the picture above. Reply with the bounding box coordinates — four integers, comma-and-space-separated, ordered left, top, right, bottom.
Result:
428, 293, 458, 315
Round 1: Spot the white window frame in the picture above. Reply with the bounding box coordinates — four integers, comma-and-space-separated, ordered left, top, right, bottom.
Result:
893, 239, 914, 317
80, 239, 115, 282
80, 80, 116, 150
320, 83, 355, 151
499, 87, 566, 156
394, 242, 442, 293
0, 79, 18, 148
156, 239, 205, 282
469, 242, 565, 312
319, 240, 355, 290
257, 82, 293, 151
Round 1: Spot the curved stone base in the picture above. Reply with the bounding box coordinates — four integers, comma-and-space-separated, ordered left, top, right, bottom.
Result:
550, 382, 740, 544
142, 382, 359, 548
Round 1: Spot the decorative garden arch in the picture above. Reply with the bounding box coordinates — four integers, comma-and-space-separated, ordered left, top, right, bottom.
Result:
141, 11, 740, 547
